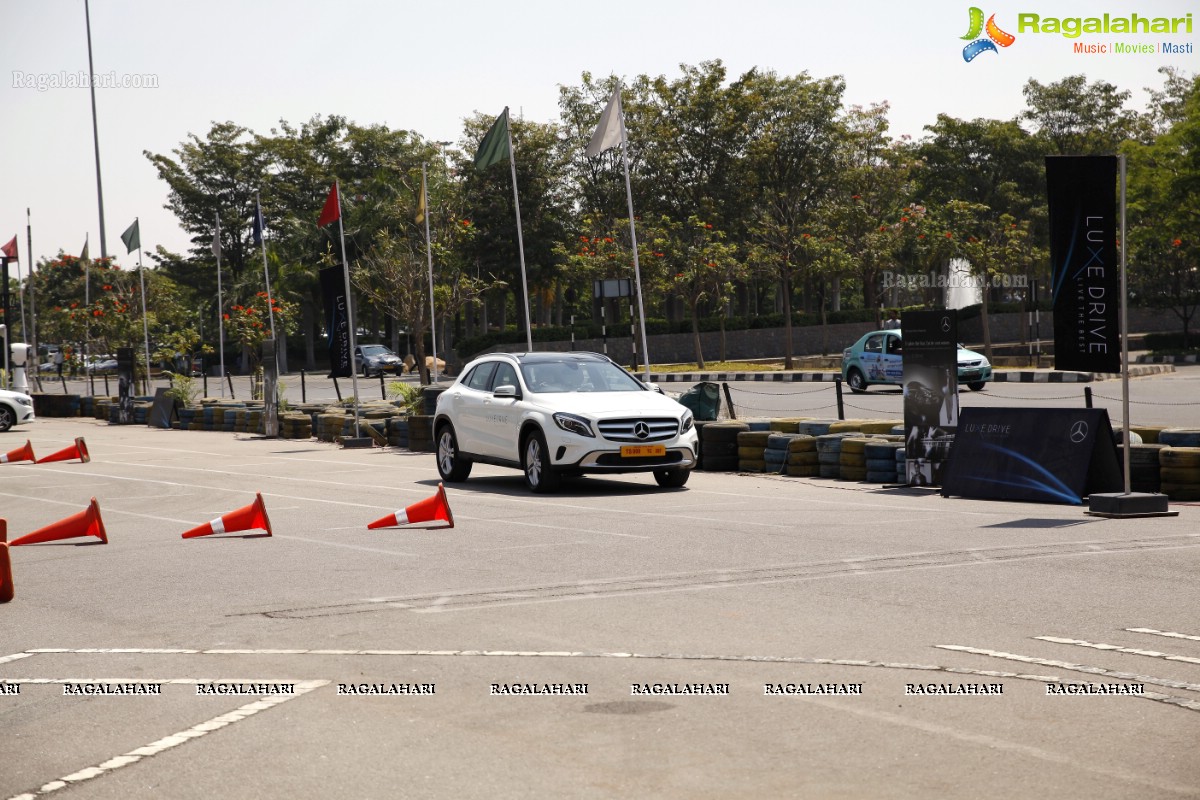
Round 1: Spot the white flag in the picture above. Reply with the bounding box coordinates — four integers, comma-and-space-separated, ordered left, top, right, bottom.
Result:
211, 221, 221, 259
586, 88, 625, 158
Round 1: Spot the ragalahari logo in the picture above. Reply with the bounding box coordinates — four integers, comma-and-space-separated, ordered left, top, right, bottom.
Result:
962, 7, 1016, 61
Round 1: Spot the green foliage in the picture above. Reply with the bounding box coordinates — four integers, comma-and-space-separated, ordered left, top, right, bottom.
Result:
387, 381, 422, 415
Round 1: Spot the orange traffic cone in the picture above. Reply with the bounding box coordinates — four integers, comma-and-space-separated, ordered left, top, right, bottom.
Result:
1, 520, 13, 603
368, 483, 454, 529
9, 498, 108, 546
36, 437, 90, 465
182, 493, 272, 539
0, 440, 36, 464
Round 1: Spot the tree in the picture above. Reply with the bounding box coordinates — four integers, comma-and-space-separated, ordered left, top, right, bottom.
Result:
1127, 72, 1200, 346
742, 70, 846, 368
1022, 75, 1144, 153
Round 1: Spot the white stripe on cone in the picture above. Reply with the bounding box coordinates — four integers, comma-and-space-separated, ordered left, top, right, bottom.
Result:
393, 509, 409, 525
209, 518, 226, 535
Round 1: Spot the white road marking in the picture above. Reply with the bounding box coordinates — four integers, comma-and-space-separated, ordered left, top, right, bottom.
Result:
793, 694, 1200, 797
1128, 627, 1200, 643
1035, 636, 1200, 667
936, 645, 1200, 694
274, 535, 418, 558
0, 653, 34, 665
4, 680, 327, 800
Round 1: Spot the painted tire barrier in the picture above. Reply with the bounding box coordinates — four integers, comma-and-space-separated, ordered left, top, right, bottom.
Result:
1130, 425, 1166, 444
701, 422, 748, 472
737, 430, 771, 472
1159, 429, 1200, 447
1159, 447, 1200, 468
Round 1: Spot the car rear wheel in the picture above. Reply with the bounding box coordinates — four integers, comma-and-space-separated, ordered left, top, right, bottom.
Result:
846, 367, 868, 394
653, 468, 690, 488
0, 406, 13, 432
967, 381, 986, 391
522, 430, 560, 493
436, 424, 472, 482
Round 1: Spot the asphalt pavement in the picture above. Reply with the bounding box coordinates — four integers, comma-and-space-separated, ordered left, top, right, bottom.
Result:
1, 377, 1198, 799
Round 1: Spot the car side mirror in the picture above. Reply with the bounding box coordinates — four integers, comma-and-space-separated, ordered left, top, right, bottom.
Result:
651, 384, 664, 394
493, 384, 520, 399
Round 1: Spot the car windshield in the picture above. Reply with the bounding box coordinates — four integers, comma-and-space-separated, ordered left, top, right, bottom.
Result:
360, 345, 391, 356
521, 359, 644, 393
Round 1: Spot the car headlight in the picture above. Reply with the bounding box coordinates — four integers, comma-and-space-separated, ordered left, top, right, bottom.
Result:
680, 410, 694, 434
553, 412, 595, 438
16, 396, 32, 407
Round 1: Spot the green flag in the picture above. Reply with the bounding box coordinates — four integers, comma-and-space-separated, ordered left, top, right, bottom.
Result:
80, 237, 89, 264
473, 108, 511, 171
121, 219, 140, 254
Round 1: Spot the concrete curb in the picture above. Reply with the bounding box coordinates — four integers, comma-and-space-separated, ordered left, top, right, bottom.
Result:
646, 364, 1175, 384
1136, 354, 1199, 364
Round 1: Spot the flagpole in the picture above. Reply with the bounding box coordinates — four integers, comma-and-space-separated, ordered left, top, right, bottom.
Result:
257, 193, 277, 341
215, 213, 226, 398
422, 163, 439, 383
614, 88, 652, 381
503, 109, 534, 352
135, 219, 152, 393
84, 233, 90, 384
26, 209, 38, 388
84, 0, 108, 259
335, 179, 362, 432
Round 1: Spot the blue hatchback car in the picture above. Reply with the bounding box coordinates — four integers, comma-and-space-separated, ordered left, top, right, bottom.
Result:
841, 330, 992, 393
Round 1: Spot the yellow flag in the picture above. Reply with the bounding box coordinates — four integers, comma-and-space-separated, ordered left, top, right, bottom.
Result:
415, 184, 426, 225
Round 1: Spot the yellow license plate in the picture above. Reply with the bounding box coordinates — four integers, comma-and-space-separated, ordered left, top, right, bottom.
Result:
621, 445, 666, 457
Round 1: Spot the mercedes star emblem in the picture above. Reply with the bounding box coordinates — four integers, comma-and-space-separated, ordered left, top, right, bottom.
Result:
1069, 420, 1089, 443
941, 317, 951, 332
634, 422, 650, 440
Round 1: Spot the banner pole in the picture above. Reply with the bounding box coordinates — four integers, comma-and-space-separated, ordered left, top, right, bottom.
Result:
215, 214, 225, 398
504, 109, 534, 352
422, 163, 439, 383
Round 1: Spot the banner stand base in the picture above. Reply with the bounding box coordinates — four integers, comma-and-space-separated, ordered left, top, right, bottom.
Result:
339, 437, 374, 449
1085, 492, 1175, 519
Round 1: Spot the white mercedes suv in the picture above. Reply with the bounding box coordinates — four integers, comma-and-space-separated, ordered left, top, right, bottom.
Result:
433, 352, 698, 493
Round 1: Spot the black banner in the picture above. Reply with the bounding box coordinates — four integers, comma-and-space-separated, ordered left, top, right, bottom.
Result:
116, 347, 135, 425
320, 265, 352, 378
941, 408, 1122, 505
901, 310, 958, 487
1045, 156, 1121, 373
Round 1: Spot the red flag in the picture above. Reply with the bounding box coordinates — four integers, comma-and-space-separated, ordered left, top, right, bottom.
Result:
317, 183, 340, 227
0, 236, 16, 260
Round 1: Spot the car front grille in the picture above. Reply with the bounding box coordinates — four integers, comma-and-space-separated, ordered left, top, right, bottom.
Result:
596, 417, 680, 443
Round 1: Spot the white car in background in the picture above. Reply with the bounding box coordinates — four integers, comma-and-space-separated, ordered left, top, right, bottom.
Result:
0, 388, 35, 432
434, 351, 698, 493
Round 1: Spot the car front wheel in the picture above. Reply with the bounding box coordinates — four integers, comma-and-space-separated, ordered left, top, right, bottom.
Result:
967, 381, 986, 391
436, 424, 472, 482
522, 430, 561, 493
846, 367, 868, 394
654, 468, 690, 488
0, 406, 13, 433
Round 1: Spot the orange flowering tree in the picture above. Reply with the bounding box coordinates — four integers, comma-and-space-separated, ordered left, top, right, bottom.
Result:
221, 291, 298, 372
640, 215, 741, 369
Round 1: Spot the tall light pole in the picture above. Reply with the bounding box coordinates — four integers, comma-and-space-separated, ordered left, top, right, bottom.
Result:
84, 0, 108, 258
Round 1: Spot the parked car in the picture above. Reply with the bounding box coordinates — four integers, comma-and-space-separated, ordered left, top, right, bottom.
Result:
434, 351, 698, 493
86, 355, 118, 373
354, 344, 404, 377
0, 388, 35, 432
841, 330, 992, 392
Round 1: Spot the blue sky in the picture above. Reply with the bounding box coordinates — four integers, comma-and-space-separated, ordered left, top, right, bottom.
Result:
1, 0, 1195, 275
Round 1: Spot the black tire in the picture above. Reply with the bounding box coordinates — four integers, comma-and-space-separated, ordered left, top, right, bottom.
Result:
654, 468, 690, 488
435, 424, 472, 482
0, 406, 13, 433
522, 430, 560, 493
846, 368, 868, 394
968, 381, 986, 391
